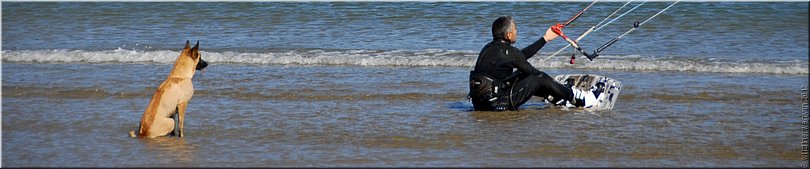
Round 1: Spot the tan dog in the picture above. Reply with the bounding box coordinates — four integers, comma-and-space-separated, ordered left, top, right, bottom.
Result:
130, 40, 208, 138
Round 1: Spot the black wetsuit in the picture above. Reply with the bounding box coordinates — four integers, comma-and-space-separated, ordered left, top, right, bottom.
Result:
470, 38, 573, 111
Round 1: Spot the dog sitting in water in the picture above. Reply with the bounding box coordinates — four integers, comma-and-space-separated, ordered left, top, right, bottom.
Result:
130, 40, 208, 138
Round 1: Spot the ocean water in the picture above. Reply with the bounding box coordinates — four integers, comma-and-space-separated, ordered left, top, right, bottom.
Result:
2, 2, 808, 74
2, 2, 808, 167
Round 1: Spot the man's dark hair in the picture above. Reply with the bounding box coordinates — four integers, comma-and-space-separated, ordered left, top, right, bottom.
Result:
492, 16, 514, 41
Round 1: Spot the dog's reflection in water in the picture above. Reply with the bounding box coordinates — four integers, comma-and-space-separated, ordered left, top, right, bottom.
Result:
140, 137, 196, 163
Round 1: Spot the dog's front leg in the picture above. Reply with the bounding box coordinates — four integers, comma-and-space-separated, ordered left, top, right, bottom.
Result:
177, 102, 188, 137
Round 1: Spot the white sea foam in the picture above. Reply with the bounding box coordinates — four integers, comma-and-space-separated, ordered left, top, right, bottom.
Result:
2, 49, 807, 75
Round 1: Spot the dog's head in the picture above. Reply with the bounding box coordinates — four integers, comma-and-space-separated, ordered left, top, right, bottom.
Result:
182, 40, 207, 71
172, 40, 208, 79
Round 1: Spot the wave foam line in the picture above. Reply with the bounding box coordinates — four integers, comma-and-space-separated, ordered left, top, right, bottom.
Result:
2, 49, 807, 75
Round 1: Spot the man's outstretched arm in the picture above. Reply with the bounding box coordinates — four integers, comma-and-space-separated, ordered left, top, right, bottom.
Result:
522, 24, 562, 59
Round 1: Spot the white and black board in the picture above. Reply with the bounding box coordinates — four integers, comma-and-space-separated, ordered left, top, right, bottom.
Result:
551, 74, 622, 110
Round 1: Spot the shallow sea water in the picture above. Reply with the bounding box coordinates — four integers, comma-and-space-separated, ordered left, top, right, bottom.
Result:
2, 63, 806, 167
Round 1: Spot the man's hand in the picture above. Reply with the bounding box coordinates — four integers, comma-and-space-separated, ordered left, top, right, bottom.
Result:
543, 23, 565, 42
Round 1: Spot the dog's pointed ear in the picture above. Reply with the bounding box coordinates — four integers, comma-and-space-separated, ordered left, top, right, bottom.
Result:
184, 40, 191, 50
192, 41, 199, 51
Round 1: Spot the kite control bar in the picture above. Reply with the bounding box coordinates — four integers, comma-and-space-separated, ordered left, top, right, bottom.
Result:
544, 1, 600, 64
551, 23, 598, 63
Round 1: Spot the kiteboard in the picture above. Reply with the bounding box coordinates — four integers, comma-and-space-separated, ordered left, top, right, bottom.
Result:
547, 74, 622, 110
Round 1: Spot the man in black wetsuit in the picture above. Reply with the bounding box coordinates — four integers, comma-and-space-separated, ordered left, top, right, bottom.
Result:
469, 16, 595, 111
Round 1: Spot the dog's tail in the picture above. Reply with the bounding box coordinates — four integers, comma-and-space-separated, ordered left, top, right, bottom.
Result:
129, 124, 141, 138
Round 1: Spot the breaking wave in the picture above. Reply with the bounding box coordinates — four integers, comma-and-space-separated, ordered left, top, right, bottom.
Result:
2, 49, 807, 75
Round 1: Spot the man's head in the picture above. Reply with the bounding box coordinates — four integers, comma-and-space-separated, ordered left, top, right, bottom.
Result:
492, 16, 517, 44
